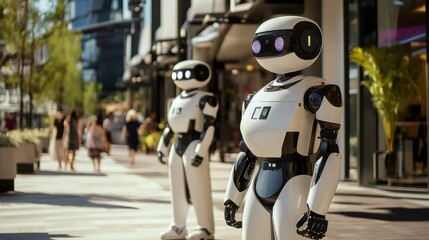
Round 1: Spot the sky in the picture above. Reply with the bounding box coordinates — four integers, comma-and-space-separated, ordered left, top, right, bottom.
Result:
35, 0, 53, 13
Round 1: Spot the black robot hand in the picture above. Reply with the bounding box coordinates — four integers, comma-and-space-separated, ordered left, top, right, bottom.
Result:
224, 200, 242, 228
191, 155, 203, 167
296, 209, 328, 239
157, 151, 166, 164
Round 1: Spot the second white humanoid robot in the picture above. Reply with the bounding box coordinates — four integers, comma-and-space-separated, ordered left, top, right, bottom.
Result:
224, 16, 343, 240
157, 60, 218, 240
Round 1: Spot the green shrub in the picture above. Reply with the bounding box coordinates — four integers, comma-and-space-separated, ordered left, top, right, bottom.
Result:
0, 133, 19, 147
8, 129, 40, 145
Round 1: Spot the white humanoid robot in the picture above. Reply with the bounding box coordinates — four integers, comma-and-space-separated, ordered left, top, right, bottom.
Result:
224, 16, 343, 240
157, 60, 219, 240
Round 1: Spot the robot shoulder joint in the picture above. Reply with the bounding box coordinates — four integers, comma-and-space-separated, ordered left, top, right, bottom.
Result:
304, 84, 342, 113
243, 91, 256, 110
199, 95, 218, 110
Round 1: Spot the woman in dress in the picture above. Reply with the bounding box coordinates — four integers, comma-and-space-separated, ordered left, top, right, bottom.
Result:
63, 109, 81, 171
86, 113, 107, 172
122, 109, 140, 165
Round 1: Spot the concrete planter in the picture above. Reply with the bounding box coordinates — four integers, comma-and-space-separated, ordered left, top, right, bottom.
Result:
0, 147, 18, 192
39, 136, 50, 153
16, 142, 37, 174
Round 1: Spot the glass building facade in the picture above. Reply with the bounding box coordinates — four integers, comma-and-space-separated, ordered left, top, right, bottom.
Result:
346, 0, 428, 189
67, 0, 133, 95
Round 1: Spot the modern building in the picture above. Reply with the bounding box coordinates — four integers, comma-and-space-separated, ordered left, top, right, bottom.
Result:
67, 0, 140, 98
134, 0, 428, 191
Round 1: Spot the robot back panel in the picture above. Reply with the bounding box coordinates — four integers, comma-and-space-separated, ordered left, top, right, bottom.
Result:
241, 76, 325, 158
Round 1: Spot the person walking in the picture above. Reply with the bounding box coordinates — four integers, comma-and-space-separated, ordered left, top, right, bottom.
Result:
86, 114, 107, 173
102, 112, 114, 155
52, 111, 65, 170
121, 109, 140, 165
63, 109, 81, 171
3, 112, 17, 131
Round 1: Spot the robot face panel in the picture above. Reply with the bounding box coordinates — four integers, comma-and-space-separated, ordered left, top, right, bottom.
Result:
252, 16, 323, 74
171, 60, 211, 90
252, 30, 293, 58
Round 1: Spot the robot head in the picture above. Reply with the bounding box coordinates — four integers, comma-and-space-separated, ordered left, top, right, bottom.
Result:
171, 60, 211, 90
251, 16, 322, 74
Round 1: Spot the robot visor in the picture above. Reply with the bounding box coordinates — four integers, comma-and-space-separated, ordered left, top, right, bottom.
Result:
172, 64, 210, 81
252, 30, 293, 58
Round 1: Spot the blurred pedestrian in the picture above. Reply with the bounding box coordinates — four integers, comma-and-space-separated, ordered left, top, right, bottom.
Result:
139, 112, 160, 153
103, 112, 114, 155
52, 111, 65, 170
3, 112, 17, 131
63, 109, 81, 171
86, 114, 107, 173
122, 109, 140, 165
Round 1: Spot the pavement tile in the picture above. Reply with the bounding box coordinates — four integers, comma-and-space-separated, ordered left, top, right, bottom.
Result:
0, 145, 428, 240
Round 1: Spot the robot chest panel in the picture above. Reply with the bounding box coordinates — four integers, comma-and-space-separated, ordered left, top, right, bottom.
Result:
167, 95, 203, 133
240, 91, 311, 157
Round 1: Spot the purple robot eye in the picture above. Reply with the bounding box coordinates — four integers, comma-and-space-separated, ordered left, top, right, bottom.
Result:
252, 40, 261, 54
274, 37, 284, 52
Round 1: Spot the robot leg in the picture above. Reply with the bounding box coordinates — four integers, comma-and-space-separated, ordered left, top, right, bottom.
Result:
242, 183, 271, 240
161, 147, 190, 239
183, 140, 215, 238
273, 175, 311, 240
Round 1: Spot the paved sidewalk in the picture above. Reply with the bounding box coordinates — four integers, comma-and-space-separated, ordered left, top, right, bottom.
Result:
0, 145, 428, 240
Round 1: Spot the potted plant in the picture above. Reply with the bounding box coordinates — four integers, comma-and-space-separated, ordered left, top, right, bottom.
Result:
0, 133, 20, 192
9, 129, 41, 174
350, 46, 423, 177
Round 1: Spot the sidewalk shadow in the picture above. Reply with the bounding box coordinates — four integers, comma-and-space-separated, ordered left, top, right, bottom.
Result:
35, 170, 107, 177
335, 192, 429, 202
0, 233, 78, 240
0, 192, 138, 210
332, 207, 429, 221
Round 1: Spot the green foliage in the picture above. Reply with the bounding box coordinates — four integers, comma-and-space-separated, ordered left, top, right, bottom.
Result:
349, 46, 423, 152
37, 22, 83, 108
83, 81, 102, 116
0, 0, 83, 111
0, 133, 19, 147
8, 129, 40, 145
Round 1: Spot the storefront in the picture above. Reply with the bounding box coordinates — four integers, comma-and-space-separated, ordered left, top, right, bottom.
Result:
134, 0, 428, 191
345, 0, 428, 190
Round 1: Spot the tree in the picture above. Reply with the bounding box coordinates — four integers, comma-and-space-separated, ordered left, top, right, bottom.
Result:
35, 0, 83, 110
83, 81, 102, 116
0, 0, 83, 127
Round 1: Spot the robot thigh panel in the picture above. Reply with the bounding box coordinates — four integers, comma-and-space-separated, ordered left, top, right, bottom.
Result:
242, 167, 311, 240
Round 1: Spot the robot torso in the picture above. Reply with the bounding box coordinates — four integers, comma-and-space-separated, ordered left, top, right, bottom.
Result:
168, 89, 209, 134
241, 75, 325, 158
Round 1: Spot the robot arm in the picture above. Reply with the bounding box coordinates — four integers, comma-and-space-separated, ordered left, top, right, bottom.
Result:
224, 140, 257, 228
190, 95, 219, 167
157, 124, 174, 164
296, 84, 342, 239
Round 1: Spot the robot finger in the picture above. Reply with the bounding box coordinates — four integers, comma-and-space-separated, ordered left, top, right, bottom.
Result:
296, 228, 309, 237
296, 213, 308, 229
157, 152, 167, 164
191, 155, 203, 167
233, 220, 242, 229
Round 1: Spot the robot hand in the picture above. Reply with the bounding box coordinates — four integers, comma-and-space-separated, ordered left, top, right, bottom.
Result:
191, 155, 203, 167
157, 151, 166, 164
296, 207, 328, 239
224, 200, 242, 228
